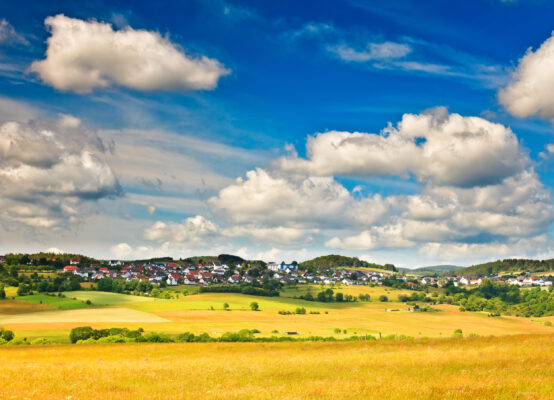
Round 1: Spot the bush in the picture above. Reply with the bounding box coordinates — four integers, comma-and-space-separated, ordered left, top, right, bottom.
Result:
143, 332, 173, 343
379, 295, 388, 302
96, 335, 127, 343
295, 307, 306, 314
176, 332, 196, 342
8, 338, 29, 345
0, 337, 7, 345
76, 338, 97, 344
545, 321, 553, 327
17, 284, 31, 296
70, 326, 94, 343
30, 337, 52, 345
452, 329, 463, 338
1, 329, 14, 342
250, 302, 259, 311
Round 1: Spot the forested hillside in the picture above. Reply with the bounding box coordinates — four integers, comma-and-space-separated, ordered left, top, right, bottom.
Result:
458, 259, 554, 276
300, 255, 396, 272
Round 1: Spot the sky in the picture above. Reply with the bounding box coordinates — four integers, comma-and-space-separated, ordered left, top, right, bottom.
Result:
1, 0, 554, 267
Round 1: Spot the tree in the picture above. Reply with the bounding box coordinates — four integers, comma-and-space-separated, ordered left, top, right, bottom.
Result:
335, 292, 344, 302
0, 283, 5, 300
70, 326, 94, 343
379, 295, 388, 302
97, 277, 114, 292
1, 329, 14, 341
250, 301, 259, 311
223, 302, 230, 311
17, 284, 31, 296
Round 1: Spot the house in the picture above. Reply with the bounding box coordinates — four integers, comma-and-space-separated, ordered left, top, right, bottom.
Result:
108, 260, 121, 267
167, 273, 182, 286
63, 265, 78, 273
69, 258, 80, 265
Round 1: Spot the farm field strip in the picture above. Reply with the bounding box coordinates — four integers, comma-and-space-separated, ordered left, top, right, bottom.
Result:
0, 307, 171, 324
0, 334, 552, 400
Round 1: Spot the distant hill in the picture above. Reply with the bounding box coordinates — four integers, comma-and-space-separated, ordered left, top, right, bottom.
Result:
399, 265, 463, 275
457, 258, 554, 277
299, 254, 396, 272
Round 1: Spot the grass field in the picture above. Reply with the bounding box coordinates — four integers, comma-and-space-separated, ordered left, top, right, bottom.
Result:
3, 290, 553, 343
281, 284, 414, 300
0, 334, 552, 399
62, 291, 160, 306
15, 294, 92, 310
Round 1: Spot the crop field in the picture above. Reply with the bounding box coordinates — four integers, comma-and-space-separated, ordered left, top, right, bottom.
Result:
62, 291, 160, 306
4, 286, 18, 297
2, 290, 553, 343
0, 334, 552, 399
0, 299, 55, 314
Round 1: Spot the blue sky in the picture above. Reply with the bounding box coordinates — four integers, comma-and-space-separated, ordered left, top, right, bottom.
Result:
1, 0, 554, 267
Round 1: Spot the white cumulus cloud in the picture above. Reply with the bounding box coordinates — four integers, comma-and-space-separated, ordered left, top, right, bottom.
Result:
499, 32, 554, 119
31, 14, 230, 93
279, 107, 527, 187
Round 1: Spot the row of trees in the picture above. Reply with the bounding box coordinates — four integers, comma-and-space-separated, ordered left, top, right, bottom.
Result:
296, 288, 360, 302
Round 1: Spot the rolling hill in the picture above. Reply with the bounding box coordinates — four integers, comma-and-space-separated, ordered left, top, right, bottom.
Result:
299, 255, 397, 272
456, 258, 554, 277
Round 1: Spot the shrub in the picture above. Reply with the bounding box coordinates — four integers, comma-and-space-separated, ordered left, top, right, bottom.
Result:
0, 337, 7, 345
176, 332, 195, 342
1, 329, 14, 342
8, 338, 29, 345
70, 326, 94, 343
295, 307, 306, 314
30, 337, 52, 345
544, 321, 552, 327
96, 335, 127, 343
143, 332, 173, 343
453, 329, 463, 338
379, 295, 388, 302
76, 338, 97, 344
250, 302, 259, 311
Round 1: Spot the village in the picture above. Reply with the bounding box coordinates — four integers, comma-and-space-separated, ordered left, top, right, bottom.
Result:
58, 258, 553, 289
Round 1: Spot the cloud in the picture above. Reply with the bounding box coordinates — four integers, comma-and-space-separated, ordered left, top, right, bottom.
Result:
328, 41, 411, 62
99, 127, 265, 196
419, 236, 549, 262
325, 169, 553, 251
326, 225, 415, 250
0, 114, 120, 229
223, 225, 316, 246
0, 19, 27, 46
279, 107, 527, 187
499, 32, 554, 119
31, 14, 230, 93
208, 168, 389, 228
143, 215, 220, 248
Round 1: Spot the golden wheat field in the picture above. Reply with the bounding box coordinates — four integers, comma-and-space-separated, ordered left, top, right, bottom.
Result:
0, 334, 552, 400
